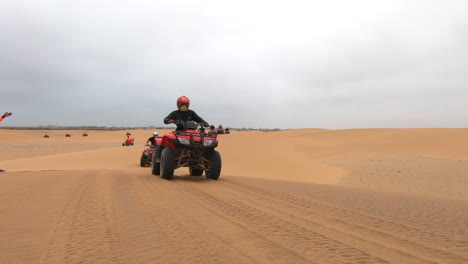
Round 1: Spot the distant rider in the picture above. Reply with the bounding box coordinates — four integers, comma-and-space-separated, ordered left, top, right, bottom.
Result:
145, 131, 159, 146
164, 96, 209, 131
125, 136, 134, 145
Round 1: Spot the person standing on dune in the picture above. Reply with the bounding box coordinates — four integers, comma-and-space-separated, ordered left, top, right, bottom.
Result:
0, 112, 12, 122
0, 112, 13, 172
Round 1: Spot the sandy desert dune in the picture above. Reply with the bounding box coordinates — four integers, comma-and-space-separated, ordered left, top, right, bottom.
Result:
0, 128, 467, 264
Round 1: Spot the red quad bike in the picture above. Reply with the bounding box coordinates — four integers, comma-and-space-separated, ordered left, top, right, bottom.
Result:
122, 138, 134, 146
151, 120, 222, 180
140, 146, 156, 167
140, 138, 162, 167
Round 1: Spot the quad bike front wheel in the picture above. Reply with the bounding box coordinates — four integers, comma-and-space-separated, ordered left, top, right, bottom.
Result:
206, 150, 222, 180
151, 151, 160, 175
160, 147, 175, 180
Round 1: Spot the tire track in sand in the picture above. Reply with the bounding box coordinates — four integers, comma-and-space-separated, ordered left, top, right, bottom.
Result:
41, 171, 123, 264
120, 172, 306, 264
178, 181, 388, 264
36, 169, 468, 264
130, 172, 390, 264
222, 180, 468, 259
211, 179, 468, 264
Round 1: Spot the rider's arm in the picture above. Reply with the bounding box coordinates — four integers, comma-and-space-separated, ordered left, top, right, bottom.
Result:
164, 111, 178, 124
0, 112, 12, 122
192, 111, 208, 126
146, 137, 153, 145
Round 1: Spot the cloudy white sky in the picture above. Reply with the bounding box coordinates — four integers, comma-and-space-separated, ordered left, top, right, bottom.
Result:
1, 0, 467, 129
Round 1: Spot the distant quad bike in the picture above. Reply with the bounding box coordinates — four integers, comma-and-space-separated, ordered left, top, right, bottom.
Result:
207, 126, 217, 137
216, 127, 225, 135
151, 120, 222, 180
122, 137, 134, 146
82, 133, 88, 137
140, 145, 156, 167
224, 128, 230, 134
44, 134, 50, 138
65, 133, 71, 137
140, 138, 162, 167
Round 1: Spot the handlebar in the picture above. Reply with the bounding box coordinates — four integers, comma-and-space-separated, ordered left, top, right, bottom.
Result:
171, 120, 209, 128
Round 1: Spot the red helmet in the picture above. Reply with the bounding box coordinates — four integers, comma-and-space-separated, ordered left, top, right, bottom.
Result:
177, 96, 190, 111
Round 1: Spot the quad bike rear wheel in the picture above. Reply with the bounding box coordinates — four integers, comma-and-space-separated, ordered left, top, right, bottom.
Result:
140, 155, 147, 167
161, 147, 175, 180
206, 150, 222, 180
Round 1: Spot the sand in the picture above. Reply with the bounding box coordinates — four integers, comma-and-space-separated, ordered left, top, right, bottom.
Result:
0, 128, 467, 264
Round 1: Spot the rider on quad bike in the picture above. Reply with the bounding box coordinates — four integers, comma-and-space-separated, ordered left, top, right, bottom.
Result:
163, 96, 209, 130
145, 131, 160, 147
122, 136, 134, 146
151, 96, 221, 180
207, 124, 217, 137
141, 132, 161, 167
217, 125, 225, 134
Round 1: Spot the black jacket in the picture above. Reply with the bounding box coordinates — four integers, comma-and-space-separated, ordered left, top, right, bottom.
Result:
147, 137, 157, 145
164, 110, 207, 131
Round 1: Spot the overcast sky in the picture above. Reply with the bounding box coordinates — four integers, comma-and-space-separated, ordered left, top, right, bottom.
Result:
1, 0, 467, 129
